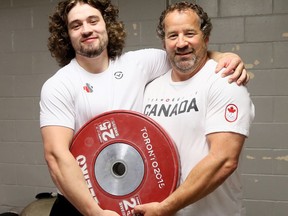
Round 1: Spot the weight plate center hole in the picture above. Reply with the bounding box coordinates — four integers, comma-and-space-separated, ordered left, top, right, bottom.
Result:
112, 161, 126, 177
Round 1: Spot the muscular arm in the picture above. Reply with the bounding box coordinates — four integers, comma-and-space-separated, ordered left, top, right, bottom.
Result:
134, 132, 245, 216
41, 126, 119, 216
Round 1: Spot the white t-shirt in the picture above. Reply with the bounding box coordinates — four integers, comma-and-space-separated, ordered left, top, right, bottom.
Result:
143, 59, 255, 216
40, 48, 170, 132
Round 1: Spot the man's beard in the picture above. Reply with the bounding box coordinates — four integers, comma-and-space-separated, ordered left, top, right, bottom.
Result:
77, 38, 108, 58
170, 46, 207, 74
170, 52, 198, 73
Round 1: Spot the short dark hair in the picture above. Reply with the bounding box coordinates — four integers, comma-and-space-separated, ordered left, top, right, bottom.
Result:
47, 0, 126, 67
157, 1, 212, 41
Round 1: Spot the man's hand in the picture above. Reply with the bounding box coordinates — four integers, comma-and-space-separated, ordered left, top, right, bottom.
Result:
215, 52, 249, 85
133, 202, 175, 216
133, 202, 161, 216
100, 209, 121, 216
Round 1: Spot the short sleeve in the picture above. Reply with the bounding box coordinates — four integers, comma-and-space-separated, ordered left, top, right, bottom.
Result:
40, 74, 75, 130
205, 76, 255, 137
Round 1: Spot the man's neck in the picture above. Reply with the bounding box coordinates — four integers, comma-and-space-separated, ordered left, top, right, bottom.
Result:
75, 50, 109, 74
172, 54, 208, 82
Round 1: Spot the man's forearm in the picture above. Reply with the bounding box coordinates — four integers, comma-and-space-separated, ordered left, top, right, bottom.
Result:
158, 154, 232, 215
48, 153, 102, 216
207, 50, 222, 62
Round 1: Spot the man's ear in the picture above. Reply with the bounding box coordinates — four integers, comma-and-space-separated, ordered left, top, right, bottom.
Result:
205, 37, 209, 44
162, 40, 166, 50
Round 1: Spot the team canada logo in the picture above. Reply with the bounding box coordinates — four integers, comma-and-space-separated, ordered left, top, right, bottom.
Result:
225, 104, 238, 122
83, 83, 93, 93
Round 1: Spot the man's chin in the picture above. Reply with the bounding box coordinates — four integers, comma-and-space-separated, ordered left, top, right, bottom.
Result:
78, 50, 102, 58
174, 59, 196, 71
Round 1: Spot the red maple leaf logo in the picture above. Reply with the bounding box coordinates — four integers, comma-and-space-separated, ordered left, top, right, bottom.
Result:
225, 104, 238, 122
228, 106, 236, 113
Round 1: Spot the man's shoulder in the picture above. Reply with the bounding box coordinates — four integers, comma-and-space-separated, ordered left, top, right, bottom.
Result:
123, 48, 165, 55
42, 60, 78, 89
146, 70, 169, 87
203, 59, 229, 84
119, 48, 166, 60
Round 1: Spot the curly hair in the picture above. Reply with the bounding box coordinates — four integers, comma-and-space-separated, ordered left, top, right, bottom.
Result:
48, 0, 126, 67
157, 1, 212, 41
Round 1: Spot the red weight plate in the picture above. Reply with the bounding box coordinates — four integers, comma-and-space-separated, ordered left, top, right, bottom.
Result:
70, 110, 179, 216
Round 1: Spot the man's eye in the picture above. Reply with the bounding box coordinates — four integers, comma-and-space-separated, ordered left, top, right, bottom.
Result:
90, 20, 98, 24
186, 33, 195, 37
71, 24, 81, 30
89, 18, 99, 25
168, 34, 177, 40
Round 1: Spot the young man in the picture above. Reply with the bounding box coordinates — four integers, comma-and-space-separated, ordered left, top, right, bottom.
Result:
40, 0, 250, 215
135, 2, 255, 216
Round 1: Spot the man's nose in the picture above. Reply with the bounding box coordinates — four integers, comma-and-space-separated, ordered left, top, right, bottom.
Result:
81, 22, 93, 35
176, 36, 188, 48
